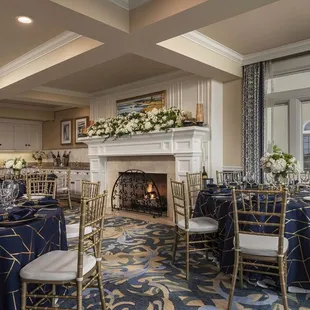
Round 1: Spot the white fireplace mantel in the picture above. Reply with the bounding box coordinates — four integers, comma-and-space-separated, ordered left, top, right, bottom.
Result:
80, 127, 210, 190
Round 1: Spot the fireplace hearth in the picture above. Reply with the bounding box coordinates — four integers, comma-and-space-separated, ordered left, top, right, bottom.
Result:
111, 169, 167, 217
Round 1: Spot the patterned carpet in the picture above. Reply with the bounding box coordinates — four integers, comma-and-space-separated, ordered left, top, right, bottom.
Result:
60, 207, 310, 310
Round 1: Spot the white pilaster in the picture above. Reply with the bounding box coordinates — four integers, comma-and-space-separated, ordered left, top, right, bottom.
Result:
209, 80, 224, 179
289, 98, 303, 167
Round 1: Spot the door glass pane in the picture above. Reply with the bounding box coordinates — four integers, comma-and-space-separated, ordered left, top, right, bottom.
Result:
266, 104, 288, 152
302, 102, 310, 170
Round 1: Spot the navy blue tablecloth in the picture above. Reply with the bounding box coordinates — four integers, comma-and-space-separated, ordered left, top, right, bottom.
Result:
194, 191, 310, 290
0, 207, 67, 310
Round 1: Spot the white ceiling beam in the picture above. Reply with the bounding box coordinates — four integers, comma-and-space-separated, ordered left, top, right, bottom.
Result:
129, 0, 281, 44
14, 90, 90, 107
0, 106, 54, 121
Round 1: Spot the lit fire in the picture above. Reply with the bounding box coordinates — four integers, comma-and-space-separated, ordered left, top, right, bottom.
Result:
145, 182, 156, 200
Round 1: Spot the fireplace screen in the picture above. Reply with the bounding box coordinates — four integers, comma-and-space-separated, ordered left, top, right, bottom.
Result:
111, 169, 167, 217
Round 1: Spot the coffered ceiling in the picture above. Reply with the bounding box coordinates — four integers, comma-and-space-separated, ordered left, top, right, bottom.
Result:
0, 4, 64, 67
45, 54, 176, 93
2, 0, 310, 120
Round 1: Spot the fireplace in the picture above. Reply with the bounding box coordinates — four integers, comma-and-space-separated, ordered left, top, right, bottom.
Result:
80, 127, 211, 219
111, 169, 167, 217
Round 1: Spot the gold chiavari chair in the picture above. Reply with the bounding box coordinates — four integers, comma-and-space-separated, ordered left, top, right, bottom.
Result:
228, 188, 289, 310
81, 180, 101, 203
171, 180, 218, 280
56, 168, 72, 209
216, 170, 242, 185
186, 172, 202, 218
26, 179, 57, 200
26, 172, 48, 182
66, 180, 101, 239
20, 192, 108, 310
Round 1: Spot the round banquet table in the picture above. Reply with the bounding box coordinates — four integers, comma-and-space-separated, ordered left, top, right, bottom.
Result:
0, 207, 67, 310
194, 190, 310, 290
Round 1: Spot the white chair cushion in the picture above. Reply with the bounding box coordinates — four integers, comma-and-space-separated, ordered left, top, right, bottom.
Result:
20, 250, 96, 282
23, 194, 46, 200
236, 233, 289, 257
57, 187, 68, 192
177, 217, 218, 233
66, 223, 92, 239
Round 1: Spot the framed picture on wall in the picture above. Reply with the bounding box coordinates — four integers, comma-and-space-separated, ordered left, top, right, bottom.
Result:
61, 120, 72, 145
116, 90, 166, 116
75, 116, 89, 143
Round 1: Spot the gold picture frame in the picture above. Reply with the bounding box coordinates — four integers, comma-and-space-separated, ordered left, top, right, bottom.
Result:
116, 90, 166, 116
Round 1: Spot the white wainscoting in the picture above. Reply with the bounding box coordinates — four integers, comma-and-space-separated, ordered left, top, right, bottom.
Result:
90, 73, 208, 126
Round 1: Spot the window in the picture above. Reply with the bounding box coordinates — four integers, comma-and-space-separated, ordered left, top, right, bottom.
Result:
303, 121, 310, 170
266, 104, 288, 152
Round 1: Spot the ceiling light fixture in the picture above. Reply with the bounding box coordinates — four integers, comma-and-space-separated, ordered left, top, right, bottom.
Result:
16, 16, 33, 24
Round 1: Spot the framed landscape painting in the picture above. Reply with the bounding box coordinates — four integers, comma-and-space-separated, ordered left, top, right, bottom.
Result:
75, 116, 89, 143
61, 120, 72, 145
116, 90, 166, 116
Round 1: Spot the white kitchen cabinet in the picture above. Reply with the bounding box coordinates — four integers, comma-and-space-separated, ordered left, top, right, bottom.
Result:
70, 170, 90, 195
14, 123, 42, 151
0, 123, 14, 150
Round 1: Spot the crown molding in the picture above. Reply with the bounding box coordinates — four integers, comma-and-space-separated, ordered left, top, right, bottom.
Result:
182, 31, 243, 65
0, 31, 81, 78
92, 70, 194, 97
243, 38, 310, 66
0, 101, 56, 112
108, 0, 129, 10
33, 86, 91, 99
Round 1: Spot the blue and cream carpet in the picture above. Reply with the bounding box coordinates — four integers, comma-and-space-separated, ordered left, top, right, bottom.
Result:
61, 208, 310, 310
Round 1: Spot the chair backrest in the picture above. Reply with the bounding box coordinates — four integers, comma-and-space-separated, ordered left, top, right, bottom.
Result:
57, 169, 70, 189
186, 172, 202, 207
216, 170, 243, 185
232, 188, 288, 256
26, 179, 57, 199
81, 180, 100, 201
26, 172, 48, 182
77, 192, 107, 279
171, 180, 189, 229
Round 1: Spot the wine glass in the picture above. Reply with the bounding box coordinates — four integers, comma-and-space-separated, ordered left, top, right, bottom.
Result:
2, 180, 14, 210
265, 173, 273, 185
247, 173, 256, 188
233, 173, 241, 188
11, 183, 19, 207
300, 171, 309, 184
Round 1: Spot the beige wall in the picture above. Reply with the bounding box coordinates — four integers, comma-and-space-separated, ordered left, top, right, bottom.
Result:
42, 107, 90, 150
223, 79, 242, 167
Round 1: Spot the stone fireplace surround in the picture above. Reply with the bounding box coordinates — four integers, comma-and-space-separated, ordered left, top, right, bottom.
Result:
80, 127, 210, 219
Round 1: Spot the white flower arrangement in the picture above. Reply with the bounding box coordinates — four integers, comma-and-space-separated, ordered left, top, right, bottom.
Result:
4, 157, 27, 170
87, 107, 189, 141
261, 145, 301, 179
33, 150, 47, 160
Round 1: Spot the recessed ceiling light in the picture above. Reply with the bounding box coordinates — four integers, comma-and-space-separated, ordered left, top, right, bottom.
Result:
16, 16, 33, 24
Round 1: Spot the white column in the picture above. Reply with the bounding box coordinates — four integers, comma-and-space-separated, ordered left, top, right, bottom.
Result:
174, 154, 202, 182
209, 80, 224, 179
289, 99, 303, 167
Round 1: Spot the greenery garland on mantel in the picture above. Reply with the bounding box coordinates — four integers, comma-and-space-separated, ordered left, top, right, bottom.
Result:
87, 107, 191, 142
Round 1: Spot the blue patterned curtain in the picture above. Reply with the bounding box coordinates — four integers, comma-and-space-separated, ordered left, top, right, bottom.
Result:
242, 62, 266, 182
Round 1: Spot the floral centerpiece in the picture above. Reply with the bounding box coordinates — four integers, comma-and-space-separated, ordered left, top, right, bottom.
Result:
260, 145, 301, 183
87, 107, 191, 141
33, 150, 47, 166
4, 157, 27, 175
